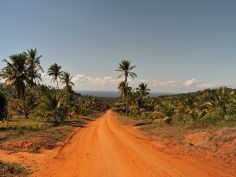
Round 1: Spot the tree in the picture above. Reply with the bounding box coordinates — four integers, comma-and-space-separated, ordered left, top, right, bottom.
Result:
213, 87, 233, 119
132, 83, 151, 115
38, 91, 67, 124
24, 48, 43, 87
118, 81, 128, 99
0, 91, 7, 120
116, 60, 137, 115
61, 72, 74, 94
15, 90, 38, 119
1, 54, 29, 118
136, 83, 150, 97
159, 101, 175, 124
48, 63, 63, 89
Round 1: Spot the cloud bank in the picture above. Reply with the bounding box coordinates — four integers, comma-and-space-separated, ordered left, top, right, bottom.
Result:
40, 73, 217, 93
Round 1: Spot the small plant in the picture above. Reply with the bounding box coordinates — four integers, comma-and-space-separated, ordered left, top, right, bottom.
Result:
0, 161, 30, 177
31, 145, 41, 153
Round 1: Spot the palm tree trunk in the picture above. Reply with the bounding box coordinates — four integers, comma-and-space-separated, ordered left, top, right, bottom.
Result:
57, 80, 59, 90
22, 96, 28, 119
125, 75, 128, 116
223, 105, 227, 119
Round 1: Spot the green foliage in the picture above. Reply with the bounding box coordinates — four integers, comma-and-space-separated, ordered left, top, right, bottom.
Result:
1, 54, 28, 99
61, 71, 74, 94
116, 60, 137, 115
0, 91, 7, 120
0, 48, 110, 122
0, 161, 30, 177
37, 91, 67, 124
115, 84, 236, 127
24, 48, 43, 86
48, 63, 63, 89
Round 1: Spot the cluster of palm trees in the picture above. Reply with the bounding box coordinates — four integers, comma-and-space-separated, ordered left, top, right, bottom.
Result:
0, 49, 111, 123
114, 60, 236, 125
47, 63, 74, 93
115, 60, 151, 116
152, 87, 236, 124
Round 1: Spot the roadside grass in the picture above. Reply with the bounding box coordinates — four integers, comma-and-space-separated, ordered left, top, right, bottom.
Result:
0, 160, 30, 177
119, 114, 154, 126
119, 115, 236, 164
0, 114, 98, 152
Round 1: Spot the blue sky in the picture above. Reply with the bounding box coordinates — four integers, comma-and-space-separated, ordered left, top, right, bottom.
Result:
0, 0, 235, 92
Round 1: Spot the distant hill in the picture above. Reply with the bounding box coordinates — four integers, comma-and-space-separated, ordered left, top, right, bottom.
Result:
77, 90, 176, 97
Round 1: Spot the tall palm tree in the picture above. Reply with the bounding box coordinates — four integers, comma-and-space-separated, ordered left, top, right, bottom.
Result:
24, 48, 43, 87
136, 83, 150, 97
0, 54, 29, 118
116, 60, 137, 83
116, 60, 137, 115
61, 72, 74, 94
48, 63, 62, 89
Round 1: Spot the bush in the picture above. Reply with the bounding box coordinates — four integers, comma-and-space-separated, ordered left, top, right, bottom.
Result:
31, 145, 41, 153
0, 161, 29, 177
0, 91, 7, 120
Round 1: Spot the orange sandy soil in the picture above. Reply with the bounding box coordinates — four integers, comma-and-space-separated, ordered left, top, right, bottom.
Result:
0, 110, 235, 177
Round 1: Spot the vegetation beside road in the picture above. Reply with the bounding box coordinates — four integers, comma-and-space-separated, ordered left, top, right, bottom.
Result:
0, 160, 30, 177
114, 60, 236, 164
0, 48, 114, 172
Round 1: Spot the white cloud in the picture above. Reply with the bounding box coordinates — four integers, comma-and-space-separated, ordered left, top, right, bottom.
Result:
183, 78, 215, 90
39, 73, 216, 92
183, 78, 199, 87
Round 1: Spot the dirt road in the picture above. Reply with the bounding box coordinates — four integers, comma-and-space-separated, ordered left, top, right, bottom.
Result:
33, 110, 235, 177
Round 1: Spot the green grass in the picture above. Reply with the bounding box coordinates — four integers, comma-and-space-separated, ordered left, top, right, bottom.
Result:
0, 114, 98, 152
0, 161, 30, 177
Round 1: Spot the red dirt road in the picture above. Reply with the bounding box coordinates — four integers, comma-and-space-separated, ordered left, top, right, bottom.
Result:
33, 110, 235, 177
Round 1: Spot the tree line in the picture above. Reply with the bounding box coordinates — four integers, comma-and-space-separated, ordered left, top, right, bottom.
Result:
114, 60, 236, 126
0, 49, 112, 124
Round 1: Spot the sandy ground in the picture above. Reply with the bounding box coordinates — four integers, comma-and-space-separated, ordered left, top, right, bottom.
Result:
1, 110, 235, 177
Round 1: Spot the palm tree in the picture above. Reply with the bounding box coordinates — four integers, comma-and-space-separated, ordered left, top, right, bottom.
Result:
24, 48, 43, 87
118, 81, 127, 99
159, 100, 175, 124
136, 83, 150, 97
38, 91, 65, 124
0, 91, 7, 120
213, 87, 233, 119
48, 63, 63, 89
0, 54, 29, 118
61, 72, 74, 94
116, 60, 137, 115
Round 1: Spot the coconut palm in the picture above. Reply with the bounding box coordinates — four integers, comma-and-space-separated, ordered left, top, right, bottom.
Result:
118, 81, 127, 99
213, 87, 233, 119
61, 72, 74, 94
38, 91, 67, 124
136, 83, 150, 97
15, 90, 38, 118
116, 60, 137, 83
159, 100, 175, 124
132, 91, 146, 115
48, 63, 63, 89
116, 60, 137, 115
1, 54, 29, 118
24, 48, 43, 87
